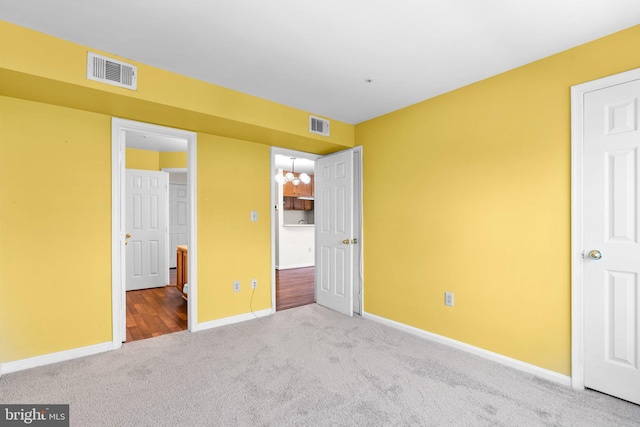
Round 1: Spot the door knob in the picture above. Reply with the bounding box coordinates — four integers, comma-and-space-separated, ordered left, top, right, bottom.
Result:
588, 250, 602, 260
126, 233, 131, 238
343, 239, 351, 245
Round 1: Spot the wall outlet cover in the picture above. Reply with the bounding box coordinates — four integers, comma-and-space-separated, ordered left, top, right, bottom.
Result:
233, 281, 241, 292
445, 291, 454, 307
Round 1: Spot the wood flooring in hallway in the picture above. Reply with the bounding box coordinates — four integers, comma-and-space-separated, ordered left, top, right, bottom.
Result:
126, 266, 316, 341
125, 269, 187, 342
276, 266, 315, 311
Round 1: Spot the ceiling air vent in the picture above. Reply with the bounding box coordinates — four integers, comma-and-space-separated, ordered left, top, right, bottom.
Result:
309, 116, 330, 137
86, 52, 137, 90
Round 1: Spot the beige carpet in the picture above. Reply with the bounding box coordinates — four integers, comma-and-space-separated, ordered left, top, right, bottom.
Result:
1, 304, 639, 426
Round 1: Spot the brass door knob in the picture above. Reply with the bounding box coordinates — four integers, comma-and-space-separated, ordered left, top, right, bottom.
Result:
125, 233, 131, 238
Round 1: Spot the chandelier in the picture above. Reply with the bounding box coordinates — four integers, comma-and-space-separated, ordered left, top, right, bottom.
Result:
275, 158, 311, 185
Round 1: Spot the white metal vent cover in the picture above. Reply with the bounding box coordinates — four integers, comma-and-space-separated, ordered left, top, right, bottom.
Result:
86, 52, 137, 90
309, 116, 330, 136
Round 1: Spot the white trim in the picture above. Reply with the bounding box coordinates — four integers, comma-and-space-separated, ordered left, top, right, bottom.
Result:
363, 312, 571, 386
276, 263, 315, 270
197, 308, 272, 331
111, 118, 198, 340
161, 168, 188, 173
111, 122, 125, 349
570, 67, 640, 391
1, 342, 114, 375
186, 135, 198, 331
353, 146, 364, 315
164, 172, 170, 286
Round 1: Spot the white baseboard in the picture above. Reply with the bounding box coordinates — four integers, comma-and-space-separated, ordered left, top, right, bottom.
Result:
1, 308, 275, 376
363, 312, 572, 386
1, 341, 115, 376
195, 308, 273, 332
276, 263, 314, 270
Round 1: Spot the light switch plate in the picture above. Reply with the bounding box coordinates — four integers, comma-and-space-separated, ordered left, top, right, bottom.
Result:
250, 211, 258, 222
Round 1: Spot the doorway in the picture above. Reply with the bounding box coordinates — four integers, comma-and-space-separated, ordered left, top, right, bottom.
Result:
111, 118, 198, 347
270, 146, 363, 316
273, 150, 320, 311
571, 67, 640, 404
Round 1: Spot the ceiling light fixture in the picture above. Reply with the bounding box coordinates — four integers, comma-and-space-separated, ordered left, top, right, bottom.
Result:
275, 158, 311, 186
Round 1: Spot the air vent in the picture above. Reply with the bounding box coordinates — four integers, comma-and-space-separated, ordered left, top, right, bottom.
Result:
309, 116, 330, 137
86, 52, 137, 90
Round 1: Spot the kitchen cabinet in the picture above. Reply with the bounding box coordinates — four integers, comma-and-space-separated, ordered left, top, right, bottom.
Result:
282, 171, 313, 197
283, 196, 313, 211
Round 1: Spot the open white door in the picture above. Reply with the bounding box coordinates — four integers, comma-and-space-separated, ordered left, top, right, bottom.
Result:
582, 76, 640, 404
315, 149, 355, 316
125, 169, 169, 291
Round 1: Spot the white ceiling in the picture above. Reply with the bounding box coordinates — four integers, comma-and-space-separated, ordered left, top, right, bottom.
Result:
125, 130, 187, 152
1, 1, 639, 124
275, 155, 315, 174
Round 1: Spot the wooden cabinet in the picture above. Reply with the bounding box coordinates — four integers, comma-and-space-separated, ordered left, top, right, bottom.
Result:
176, 245, 188, 300
282, 171, 313, 197
283, 196, 313, 211
282, 171, 314, 211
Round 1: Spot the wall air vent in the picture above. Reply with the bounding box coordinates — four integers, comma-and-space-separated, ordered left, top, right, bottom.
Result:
86, 52, 137, 90
309, 116, 330, 137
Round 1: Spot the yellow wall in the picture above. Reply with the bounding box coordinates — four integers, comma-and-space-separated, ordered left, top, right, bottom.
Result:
197, 135, 272, 321
160, 152, 187, 169
0, 23, 328, 364
0, 96, 112, 362
0, 96, 273, 364
125, 149, 187, 170
356, 25, 640, 375
126, 147, 160, 170
0, 20, 354, 154
2, 16, 639, 377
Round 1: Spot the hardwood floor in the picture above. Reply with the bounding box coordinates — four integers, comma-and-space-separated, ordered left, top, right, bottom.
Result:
276, 267, 315, 311
126, 269, 187, 342
126, 266, 313, 341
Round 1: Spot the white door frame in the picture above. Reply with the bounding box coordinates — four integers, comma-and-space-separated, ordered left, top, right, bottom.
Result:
163, 168, 189, 269
270, 146, 363, 314
570, 67, 640, 389
111, 118, 198, 348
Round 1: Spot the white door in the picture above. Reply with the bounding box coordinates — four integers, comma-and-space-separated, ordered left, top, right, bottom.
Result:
169, 183, 189, 269
583, 78, 640, 404
125, 169, 169, 291
315, 149, 354, 316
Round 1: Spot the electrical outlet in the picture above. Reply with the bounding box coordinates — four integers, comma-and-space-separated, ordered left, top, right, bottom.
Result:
233, 281, 241, 292
444, 292, 454, 307
251, 279, 258, 289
